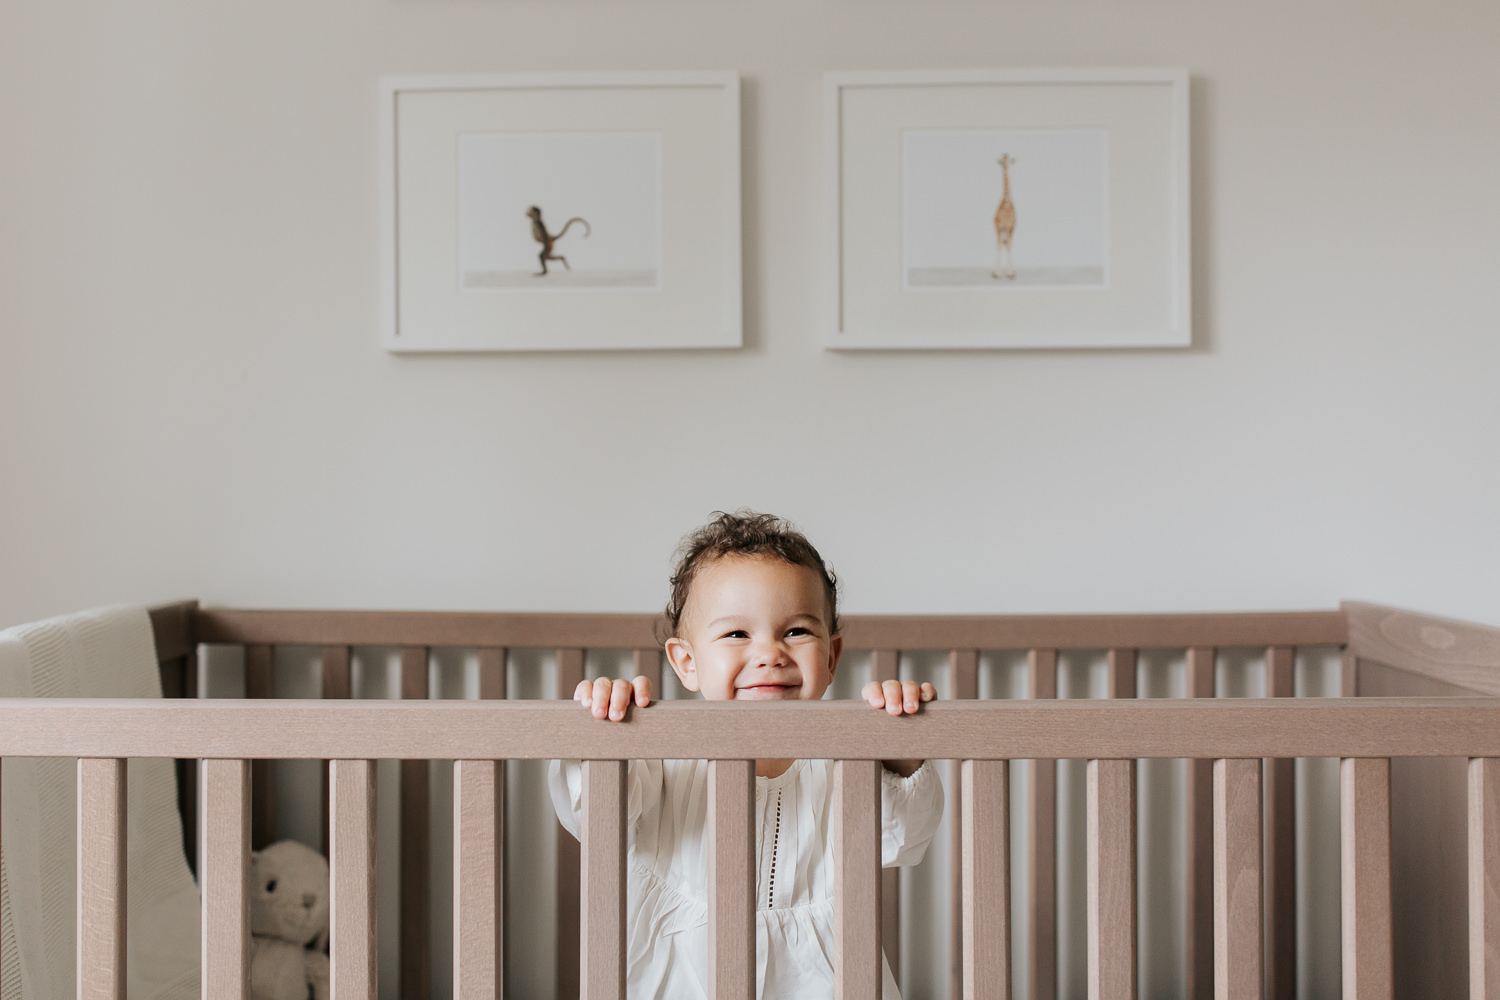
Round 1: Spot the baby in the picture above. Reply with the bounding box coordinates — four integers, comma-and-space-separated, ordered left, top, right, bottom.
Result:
549, 511, 943, 999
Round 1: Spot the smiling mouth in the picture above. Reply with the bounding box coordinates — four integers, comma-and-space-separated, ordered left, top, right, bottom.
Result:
735, 683, 800, 699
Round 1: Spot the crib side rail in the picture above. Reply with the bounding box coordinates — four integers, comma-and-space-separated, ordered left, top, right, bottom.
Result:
18, 697, 1500, 1000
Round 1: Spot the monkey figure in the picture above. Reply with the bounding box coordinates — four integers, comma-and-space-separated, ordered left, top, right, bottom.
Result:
526, 206, 591, 276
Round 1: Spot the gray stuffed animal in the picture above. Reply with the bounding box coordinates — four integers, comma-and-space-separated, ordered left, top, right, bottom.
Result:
249, 840, 331, 1000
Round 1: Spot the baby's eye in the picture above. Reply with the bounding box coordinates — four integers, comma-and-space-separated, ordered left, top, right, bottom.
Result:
786, 627, 813, 637
721, 629, 749, 639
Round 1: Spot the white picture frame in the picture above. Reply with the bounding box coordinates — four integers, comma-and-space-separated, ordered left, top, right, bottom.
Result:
824, 68, 1191, 350
381, 72, 742, 352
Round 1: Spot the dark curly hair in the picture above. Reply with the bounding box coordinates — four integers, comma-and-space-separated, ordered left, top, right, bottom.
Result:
661, 510, 841, 640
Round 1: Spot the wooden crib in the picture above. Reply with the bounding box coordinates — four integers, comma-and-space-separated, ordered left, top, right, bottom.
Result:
4, 599, 1499, 999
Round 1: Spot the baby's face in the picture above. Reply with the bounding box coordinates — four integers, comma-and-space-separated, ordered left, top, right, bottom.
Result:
665, 554, 842, 702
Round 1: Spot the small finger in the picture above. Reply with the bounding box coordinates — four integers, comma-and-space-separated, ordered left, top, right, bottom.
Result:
882, 679, 903, 717
920, 682, 936, 702
591, 677, 613, 719
633, 675, 653, 707
574, 680, 594, 706
609, 678, 632, 721
862, 681, 884, 707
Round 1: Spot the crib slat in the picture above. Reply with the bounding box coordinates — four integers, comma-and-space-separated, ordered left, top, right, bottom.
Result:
1027, 648, 1058, 1000
78, 758, 127, 1000
835, 759, 882, 1000
708, 760, 754, 1000
1106, 648, 1137, 699
962, 759, 1011, 1000
455, 759, 503, 1000
871, 648, 902, 982
556, 648, 585, 1000
1086, 758, 1136, 1000
320, 645, 352, 857
1185, 647, 1216, 1000
246, 644, 276, 849
201, 758, 251, 1000
166, 649, 201, 876
1472, 758, 1500, 1000
479, 648, 507, 700
331, 759, 377, 1000
950, 649, 979, 1000
632, 648, 662, 695
1341, 648, 1359, 697
400, 646, 432, 1000
1213, 758, 1262, 1000
580, 760, 626, 1000
1264, 646, 1296, 1000
1341, 757, 1393, 1000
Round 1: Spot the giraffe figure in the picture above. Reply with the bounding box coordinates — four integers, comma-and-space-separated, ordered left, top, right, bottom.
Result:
992, 154, 1017, 280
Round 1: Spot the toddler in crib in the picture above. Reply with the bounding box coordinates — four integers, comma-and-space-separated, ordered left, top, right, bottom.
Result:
548, 511, 943, 1000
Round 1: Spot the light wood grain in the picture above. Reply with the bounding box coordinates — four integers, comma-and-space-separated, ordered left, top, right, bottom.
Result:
1213, 759, 1261, 1000
5, 698, 1500, 760
1027, 649, 1058, 1000
950, 650, 979, 1000
187, 608, 1347, 654
871, 648, 902, 982
962, 759, 1011, 1000
331, 759, 377, 1000
201, 758, 250, 1000
1357, 660, 1470, 997
454, 760, 503, 1000
246, 644, 276, 850
400, 646, 431, 1000
708, 760, 754, 1000
1344, 601, 1500, 695
835, 760, 881, 1000
1107, 650, 1137, 700
580, 760, 626, 1000
77, 758, 127, 1000
1341, 757, 1393, 1000
1264, 646, 1296, 1000
1184, 647, 1216, 1000
320, 645, 352, 857
1087, 759, 1136, 1000
556, 648, 585, 1000
1471, 758, 1500, 1000
478, 648, 507, 701
1342, 649, 1359, 697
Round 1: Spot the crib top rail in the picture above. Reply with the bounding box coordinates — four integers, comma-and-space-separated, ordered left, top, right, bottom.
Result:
148, 602, 1351, 650
4, 695, 1500, 759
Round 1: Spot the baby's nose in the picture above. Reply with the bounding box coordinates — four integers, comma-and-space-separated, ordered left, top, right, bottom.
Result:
302, 892, 317, 909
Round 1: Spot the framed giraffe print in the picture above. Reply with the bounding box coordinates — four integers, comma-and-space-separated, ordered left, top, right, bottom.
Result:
823, 68, 1190, 350
380, 72, 742, 352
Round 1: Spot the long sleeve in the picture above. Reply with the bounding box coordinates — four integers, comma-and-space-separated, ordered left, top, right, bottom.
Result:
547, 758, 665, 841
879, 759, 944, 867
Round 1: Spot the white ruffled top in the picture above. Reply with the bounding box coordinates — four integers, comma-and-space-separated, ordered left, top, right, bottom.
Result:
548, 757, 944, 1000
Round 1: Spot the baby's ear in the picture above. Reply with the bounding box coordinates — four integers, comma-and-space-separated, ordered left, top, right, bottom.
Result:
663, 638, 700, 692
828, 634, 844, 677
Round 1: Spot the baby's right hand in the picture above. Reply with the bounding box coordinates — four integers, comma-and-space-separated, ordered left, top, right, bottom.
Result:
575, 675, 653, 722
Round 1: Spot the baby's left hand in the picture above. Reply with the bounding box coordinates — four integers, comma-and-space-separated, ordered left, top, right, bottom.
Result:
862, 679, 937, 716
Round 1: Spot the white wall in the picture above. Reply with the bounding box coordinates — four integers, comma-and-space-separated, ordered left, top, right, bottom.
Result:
1, 0, 1497, 997
2, 0, 1498, 631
